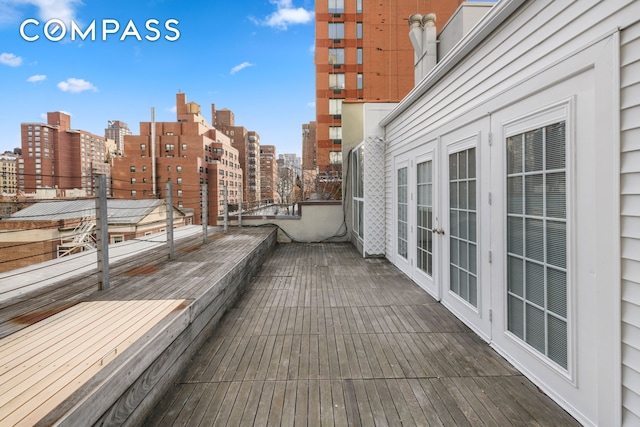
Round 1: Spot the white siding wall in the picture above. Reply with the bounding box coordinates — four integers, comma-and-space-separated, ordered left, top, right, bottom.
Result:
381, 0, 640, 424
621, 20, 640, 427
385, 0, 639, 256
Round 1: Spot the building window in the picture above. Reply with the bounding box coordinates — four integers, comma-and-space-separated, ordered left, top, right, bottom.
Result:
177, 178, 182, 185
329, 126, 342, 141
178, 201, 183, 208
329, 151, 342, 166
182, 143, 187, 150
131, 190, 137, 197
110, 235, 125, 244
177, 189, 183, 197
140, 144, 145, 150
507, 121, 567, 369
328, 0, 344, 13
357, 73, 363, 90
131, 178, 136, 184
328, 48, 345, 65
177, 166, 182, 173
356, 22, 363, 39
329, 73, 345, 90
130, 166, 136, 172
328, 23, 344, 39
357, 48, 363, 65
357, 0, 362, 13
329, 99, 343, 115
165, 144, 174, 151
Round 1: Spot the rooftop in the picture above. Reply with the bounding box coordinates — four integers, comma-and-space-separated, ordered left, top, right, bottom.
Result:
0, 228, 579, 425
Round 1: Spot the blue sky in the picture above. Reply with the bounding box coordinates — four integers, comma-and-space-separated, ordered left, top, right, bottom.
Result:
0, 0, 316, 156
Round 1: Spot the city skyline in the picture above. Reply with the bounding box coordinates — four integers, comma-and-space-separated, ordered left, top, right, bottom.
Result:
0, 0, 315, 156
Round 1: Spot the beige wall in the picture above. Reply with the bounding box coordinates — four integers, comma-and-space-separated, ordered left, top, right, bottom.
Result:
228, 202, 348, 243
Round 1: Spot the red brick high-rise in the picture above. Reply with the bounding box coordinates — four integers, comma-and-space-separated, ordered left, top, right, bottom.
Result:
112, 93, 242, 225
19, 112, 110, 196
259, 145, 278, 204
314, 0, 463, 180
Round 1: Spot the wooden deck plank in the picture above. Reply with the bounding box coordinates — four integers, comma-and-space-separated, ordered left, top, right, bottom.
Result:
363, 379, 389, 427
226, 381, 254, 427
306, 379, 320, 427
184, 382, 222, 427
238, 381, 264, 426
138, 242, 581, 427
319, 379, 334, 426
280, 380, 297, 427
0, 300, 185, 426
266, 380, 286, 426
253, 380, 275, 427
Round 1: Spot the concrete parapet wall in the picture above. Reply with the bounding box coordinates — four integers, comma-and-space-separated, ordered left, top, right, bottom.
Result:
228, 201, 349, 243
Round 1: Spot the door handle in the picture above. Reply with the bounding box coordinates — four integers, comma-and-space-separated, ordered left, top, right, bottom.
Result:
433, 228, 446, 235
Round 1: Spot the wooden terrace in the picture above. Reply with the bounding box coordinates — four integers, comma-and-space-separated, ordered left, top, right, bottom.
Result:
0, 227, 579, 426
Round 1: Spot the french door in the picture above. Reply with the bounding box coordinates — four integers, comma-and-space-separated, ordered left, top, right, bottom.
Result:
439, 119, 491, 340
394, 140, 440, 299
394, 119, 491, 340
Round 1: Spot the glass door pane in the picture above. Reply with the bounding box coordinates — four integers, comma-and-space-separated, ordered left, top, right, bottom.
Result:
449, 148, 477, 306
417, 160, 433, 276
506, 122, 567, 369
397, 167, 408, 259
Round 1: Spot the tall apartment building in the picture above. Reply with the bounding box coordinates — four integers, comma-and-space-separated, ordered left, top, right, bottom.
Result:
112, 93, 242, 225
212, 106, 262, 205
19, 112, 110, 196
314, 0, 463, 179
104, 120, 132, 155
301, 121, 317, 171
259, 145, 278, 203
0, 154, 18, 195
301, 121, 318, 200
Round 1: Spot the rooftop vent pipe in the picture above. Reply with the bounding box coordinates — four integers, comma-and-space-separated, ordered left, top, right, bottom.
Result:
409, 13, 437, 85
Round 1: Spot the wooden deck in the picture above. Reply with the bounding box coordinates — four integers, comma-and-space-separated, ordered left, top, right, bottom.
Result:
144, 243, 580, 426
0, 227, 277, 426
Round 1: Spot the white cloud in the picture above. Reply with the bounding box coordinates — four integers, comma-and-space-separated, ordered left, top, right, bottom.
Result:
27, 74, 46, 82
57, 78, 98, 93
230, 62, 254, 75
256, 0, 314, 30
5, 0, 81, 25
167, 106, 177, 113
307, 102, 315, 108
0, 52, 23, 67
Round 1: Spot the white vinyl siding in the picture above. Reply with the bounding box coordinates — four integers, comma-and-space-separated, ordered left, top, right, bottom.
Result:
381, 1, 639, 424
621, 20, 640, 426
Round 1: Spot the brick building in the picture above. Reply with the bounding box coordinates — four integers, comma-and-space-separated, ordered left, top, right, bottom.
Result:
0, 154, 18, 195
19, 112, 110, 196
314, 0, 463, 180
259, 145, 278, 204
112, 93, 242, 224
104, 120, 132, 155
211, 106, 262, 206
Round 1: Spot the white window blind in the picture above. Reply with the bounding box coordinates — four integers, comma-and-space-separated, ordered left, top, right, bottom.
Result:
507, 121, 567, 369
449, 148, 478, 306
